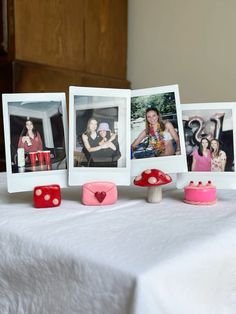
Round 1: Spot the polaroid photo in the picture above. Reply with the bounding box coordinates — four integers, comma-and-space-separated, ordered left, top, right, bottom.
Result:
69, 86, 131, 186
2, 93, 68, 193
131, 84, 187, 177
177, 102, 236, 189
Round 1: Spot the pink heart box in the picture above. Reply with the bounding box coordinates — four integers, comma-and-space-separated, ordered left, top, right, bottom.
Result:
82, 181, 117, 206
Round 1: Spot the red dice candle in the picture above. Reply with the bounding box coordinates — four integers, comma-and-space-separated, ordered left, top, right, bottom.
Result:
34, 184, 61, 208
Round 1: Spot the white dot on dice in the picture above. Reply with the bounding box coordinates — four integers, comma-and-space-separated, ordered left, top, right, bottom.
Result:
53, 198, 59, 205
44, 194, 50, 201
36, 189, 42, 196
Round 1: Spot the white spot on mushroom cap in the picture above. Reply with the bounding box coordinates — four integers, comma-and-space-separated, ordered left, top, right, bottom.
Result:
144, 169, 152, 174
135, 175, 142, 181
148, 176, 157, 184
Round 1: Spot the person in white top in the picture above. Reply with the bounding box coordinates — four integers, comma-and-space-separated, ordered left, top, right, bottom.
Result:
210, 139, 227, 172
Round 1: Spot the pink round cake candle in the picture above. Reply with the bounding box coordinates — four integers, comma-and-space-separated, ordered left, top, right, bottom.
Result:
184, 181, 217, 205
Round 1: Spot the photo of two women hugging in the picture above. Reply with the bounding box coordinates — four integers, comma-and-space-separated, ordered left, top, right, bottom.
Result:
80, 118, 121, 167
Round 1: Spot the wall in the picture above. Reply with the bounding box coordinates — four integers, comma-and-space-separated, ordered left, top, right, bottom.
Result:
127, 0, 236, 103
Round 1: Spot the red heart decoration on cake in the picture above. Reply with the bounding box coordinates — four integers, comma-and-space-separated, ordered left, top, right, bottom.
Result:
95, 191, 106, 203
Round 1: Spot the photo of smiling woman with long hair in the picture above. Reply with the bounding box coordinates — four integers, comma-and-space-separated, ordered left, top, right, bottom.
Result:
131, 107, 180, 158
210, 139, 227, 172
18, 118, 43, 153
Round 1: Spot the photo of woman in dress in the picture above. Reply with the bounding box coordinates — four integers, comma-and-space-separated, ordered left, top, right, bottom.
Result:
191, 137, 211, 171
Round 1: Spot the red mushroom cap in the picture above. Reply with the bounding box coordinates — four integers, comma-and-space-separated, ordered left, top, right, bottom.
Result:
133, 169, 172, 187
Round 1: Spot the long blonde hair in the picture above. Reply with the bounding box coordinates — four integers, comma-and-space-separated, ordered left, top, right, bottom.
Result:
210, 139, 220, 157
85, 118, 97, 135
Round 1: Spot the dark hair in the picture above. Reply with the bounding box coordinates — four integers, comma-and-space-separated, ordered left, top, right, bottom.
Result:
198, 137, 210, 156
210, 138, 220, 157
145, 107, 165, 133
98, 130, 111, 140
20, 119, 38, 138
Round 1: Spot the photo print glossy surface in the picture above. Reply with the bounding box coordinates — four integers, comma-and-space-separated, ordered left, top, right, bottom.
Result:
177, 103, 236, 189
69, 86, 131, 186
2, 93, 68, 192
131, 85, 187, 176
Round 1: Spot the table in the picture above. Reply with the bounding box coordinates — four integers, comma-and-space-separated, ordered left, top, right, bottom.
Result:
0, 172, 236, 314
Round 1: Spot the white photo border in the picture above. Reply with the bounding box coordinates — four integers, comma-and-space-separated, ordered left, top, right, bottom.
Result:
68, 86, 131, 186
2, 93, 68, 193
177, 102, 236, 189
131, 84, 187, 177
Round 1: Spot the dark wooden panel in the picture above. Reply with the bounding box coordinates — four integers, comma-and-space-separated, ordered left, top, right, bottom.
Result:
81, 73, 130, 89
84, 0, 128, 79
0, 61, 12, 89
13, 61, 130, 94
13, 61, 82, 94
14, 0, 85, 70
0, 61, 13, 172
0, 0, 8, 54
0, 0, 15, 59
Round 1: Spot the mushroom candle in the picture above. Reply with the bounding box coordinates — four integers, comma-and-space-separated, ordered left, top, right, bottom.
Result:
133, 169, 172, 203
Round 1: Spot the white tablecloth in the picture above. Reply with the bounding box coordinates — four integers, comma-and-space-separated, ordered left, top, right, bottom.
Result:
0, 172, 236, 314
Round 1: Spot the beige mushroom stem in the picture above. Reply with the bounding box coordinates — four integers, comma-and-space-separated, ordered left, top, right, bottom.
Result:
147, 186, 162, 203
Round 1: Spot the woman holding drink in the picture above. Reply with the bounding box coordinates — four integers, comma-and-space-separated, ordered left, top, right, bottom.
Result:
17, 119, 48, 169
18, 119, 43, 152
